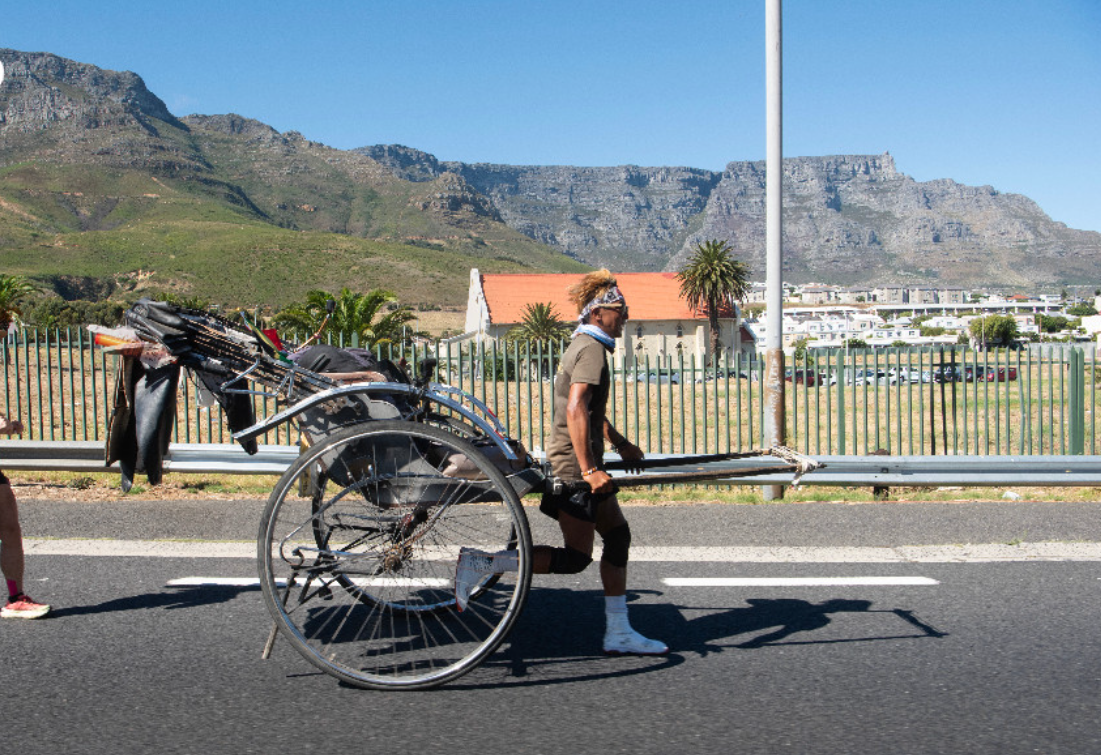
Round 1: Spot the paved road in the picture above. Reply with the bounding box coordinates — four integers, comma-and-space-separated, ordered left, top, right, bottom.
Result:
6, 498, 1101, 755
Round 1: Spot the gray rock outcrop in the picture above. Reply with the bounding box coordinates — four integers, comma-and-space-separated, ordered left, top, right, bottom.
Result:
0, 48, 181, 133
363, 146, 1101, 287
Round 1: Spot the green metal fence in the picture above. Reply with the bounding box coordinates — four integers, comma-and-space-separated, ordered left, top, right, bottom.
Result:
3, 329, 1097, 457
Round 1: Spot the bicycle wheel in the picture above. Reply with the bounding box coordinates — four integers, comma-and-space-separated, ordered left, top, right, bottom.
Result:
259, 420, 532, 690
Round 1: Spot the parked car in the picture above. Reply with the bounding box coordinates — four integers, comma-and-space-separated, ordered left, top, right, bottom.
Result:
931, 366, 962, 383
826, 368, 894, 386
784, 368, 819, 386
960, 365, 1018, 382
693, 368, 751, 383
888, 368, 924, 384
636, 371, 680, 384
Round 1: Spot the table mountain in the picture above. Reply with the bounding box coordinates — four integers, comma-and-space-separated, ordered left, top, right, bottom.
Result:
2, 47, 1096, 309
361, 146, 1100, 289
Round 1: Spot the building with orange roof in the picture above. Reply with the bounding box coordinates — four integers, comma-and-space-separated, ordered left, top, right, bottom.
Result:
464, 268, 754, 364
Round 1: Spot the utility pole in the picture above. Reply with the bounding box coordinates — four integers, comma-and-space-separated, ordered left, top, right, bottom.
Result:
763, 0, 786, 499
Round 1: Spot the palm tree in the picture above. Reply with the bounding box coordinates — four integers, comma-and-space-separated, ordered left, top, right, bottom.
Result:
506, 302, 572, 344
273, 287, 421, 348
0, 274, 39, 332
675, 240, 751, 365
506, 302, 573, 379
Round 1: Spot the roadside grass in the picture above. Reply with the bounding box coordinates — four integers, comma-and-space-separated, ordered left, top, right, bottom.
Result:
13, 470, 281, 500
13, 469, 1101, 506
615, 484, 1101, 506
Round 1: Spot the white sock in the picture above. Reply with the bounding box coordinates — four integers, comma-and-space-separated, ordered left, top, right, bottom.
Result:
605, 594, 630, 633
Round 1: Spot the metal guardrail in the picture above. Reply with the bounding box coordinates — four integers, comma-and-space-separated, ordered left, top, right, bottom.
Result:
5, 440, 1101, 489
0, 440, 299, 475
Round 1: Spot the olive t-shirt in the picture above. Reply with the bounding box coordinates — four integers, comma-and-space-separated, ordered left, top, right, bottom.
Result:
547, 334, 610, 480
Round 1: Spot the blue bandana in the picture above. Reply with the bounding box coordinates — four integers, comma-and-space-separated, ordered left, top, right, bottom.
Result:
572, 323, 616, 351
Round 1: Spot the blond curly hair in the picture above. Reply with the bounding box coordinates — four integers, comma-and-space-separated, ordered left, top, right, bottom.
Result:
567, 269, 618, 314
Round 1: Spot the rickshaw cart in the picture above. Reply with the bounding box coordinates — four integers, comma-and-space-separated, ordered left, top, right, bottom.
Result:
110, 300, 811, 690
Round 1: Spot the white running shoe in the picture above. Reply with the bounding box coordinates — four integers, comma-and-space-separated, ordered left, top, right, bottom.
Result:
603, 627, 669, 656
454, 547, 517, 612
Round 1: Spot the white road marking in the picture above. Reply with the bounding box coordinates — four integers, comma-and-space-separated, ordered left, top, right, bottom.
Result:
24, 539, 1101, 562
167, 576, 451, 588
631, 544, 1101, 562
168, 577, 261, 587
25, 539, 255, 558
663, 576, 940, 587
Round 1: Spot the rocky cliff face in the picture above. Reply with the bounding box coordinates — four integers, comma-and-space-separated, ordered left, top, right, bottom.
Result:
0, 48, 180, 133
364, 146, 1101, 288
359, 145, 720, 270
675, 153, 1100, 288
2, 47, 1097, 291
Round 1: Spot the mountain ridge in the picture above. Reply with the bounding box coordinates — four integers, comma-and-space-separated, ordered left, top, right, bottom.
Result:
0, 49, 586, 308
1, 48, 1098, 312
360, 145, 1100, 288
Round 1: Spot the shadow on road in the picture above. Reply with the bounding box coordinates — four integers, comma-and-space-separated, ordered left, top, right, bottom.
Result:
49, 585, 256, 618
453, 587, 947, 689
450, 587, 683, 690
663, 597, 948, 653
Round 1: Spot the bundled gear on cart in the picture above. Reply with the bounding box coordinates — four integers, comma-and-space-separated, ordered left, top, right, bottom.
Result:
99, 299, 413, 489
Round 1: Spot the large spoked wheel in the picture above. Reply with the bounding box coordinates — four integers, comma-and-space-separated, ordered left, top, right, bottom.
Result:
259, 420, 533, 690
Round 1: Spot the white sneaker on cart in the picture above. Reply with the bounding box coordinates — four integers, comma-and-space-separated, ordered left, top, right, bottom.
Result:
454, 547, 517, 612
603, 627, 669, 656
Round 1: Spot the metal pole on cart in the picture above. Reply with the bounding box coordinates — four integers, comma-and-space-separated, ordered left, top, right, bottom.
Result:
762, 0, 786, 500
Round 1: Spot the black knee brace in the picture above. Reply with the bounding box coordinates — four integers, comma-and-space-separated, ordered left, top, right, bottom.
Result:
549, 546, 593, 574
601, 523, 632, 568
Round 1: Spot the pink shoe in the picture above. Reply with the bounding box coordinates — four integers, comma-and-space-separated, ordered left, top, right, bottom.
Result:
2, 594, 51, 619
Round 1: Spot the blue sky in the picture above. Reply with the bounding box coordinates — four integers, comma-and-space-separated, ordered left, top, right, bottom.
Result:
3, 0, 1098, 232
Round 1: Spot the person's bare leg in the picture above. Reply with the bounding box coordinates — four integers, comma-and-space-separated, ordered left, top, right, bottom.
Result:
595, 496, 628, 596
532, 510, 595, 574
596, 496, 667, 655
0, 483, 24, 594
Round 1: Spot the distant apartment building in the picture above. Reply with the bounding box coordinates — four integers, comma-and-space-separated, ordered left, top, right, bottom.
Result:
867, 285, 969, 305
798, 285, 839, 305
745, 283, 768, 304
910, 287, 939, 305
754, 310, 887, 352
938, 287, 967, 304
924, 315, 968, 331
837, 286, 874, 304
867, 326, 921, 344
873, 285, 908, 304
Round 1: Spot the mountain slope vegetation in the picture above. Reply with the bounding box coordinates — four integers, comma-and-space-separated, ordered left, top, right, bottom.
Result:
0, 50, 586, 309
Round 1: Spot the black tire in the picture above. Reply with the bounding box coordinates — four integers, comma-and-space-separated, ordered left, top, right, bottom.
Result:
259, 420, 532, 690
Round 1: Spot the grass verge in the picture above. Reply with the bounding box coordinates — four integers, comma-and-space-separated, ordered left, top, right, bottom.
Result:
12, 470, 1101, 506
